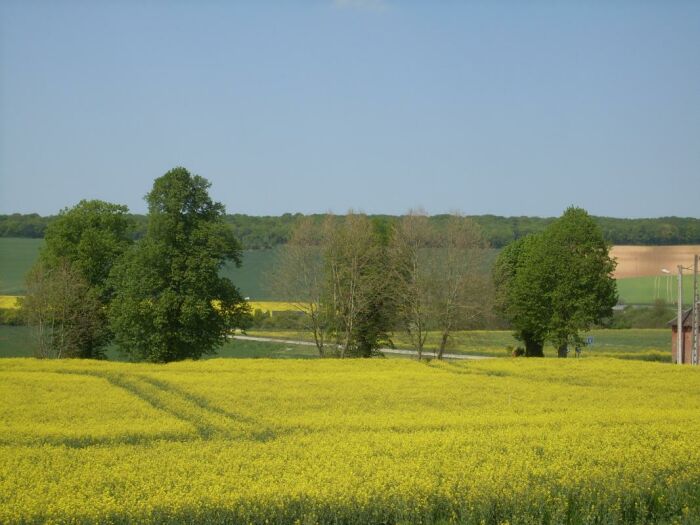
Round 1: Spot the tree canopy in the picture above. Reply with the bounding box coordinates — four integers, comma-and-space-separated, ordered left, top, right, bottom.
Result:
40, 200, 133, 300
4, 212, 700, 248
493, 207, 617, 357
108, 168, 249, 362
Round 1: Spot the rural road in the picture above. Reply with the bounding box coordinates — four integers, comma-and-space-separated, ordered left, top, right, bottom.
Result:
233, 335, 495, 360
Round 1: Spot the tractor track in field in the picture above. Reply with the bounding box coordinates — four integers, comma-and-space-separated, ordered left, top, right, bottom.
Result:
58, 369, 275, 443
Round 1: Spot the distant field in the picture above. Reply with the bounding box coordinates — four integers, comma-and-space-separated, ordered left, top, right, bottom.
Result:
0, 238, 42, 294
611, 245, 700, 278
3, 239, 698, 305
248, 300, 298, 313
0, 295, 296, 316
0, 238, 278, 299
221, 248, 279, 300
0, 326, 34, 357
0, 296, 20, 309
616, 275, 696, 306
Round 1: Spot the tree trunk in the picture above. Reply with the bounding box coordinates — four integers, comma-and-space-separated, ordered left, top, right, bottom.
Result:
557, 344, 568, 358
312, 327, 325, 358
437, 332, 449, 360
524, 338, 544, 357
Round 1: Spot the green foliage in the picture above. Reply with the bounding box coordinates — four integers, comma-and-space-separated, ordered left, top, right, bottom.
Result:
215, 214, 700, 249
21, 201, 133, 358
249, 310, 307, 330
351, 219, 395, 358
493, 235, 550, 356
109, 168, 249, 362
606, 301, 676, 329
493, 207, 618, 357
40, 200, 134, 301
544, 207, 618, 349
0, 213, 49, 237
0, 307, 24, 326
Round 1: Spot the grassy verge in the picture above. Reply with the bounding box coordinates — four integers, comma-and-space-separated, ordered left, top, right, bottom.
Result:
0, 326, 317, 360
1, 324, 672, 362
248, 328, 673, 362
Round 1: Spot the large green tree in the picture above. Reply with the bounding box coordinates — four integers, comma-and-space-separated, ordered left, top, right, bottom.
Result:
109, 168, 248, 362
544, 207, 617, 356
22, 200, 133, 358
493, 207, 617, 357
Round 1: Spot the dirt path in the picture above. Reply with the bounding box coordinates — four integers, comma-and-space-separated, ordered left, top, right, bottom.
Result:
233, 335, 495, 360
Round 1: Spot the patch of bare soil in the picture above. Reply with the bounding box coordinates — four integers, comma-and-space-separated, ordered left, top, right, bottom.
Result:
611, 246, 700, 278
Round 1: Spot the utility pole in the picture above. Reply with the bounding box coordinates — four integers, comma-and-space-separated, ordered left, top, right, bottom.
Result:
677, 265, 684, 364
693, 254, 699, 366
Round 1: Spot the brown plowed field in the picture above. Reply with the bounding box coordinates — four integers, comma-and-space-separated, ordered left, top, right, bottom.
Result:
611, 245, 700, 278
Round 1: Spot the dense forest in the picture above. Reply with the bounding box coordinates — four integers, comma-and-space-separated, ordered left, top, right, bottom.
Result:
2, 212, 700, 249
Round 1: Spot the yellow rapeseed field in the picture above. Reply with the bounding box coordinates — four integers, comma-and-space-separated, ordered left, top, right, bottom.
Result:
0, 295, 20, 309
1, 357, 699, 524
248, 301, 299, 314
0, 296, 297, 315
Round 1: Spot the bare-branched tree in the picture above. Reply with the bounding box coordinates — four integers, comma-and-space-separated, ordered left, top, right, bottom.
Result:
23, 261, 106, 359
273, 213, 388, 358
429, 215, 490, 359
388, 210, 434, 360
271, 216, 329, 356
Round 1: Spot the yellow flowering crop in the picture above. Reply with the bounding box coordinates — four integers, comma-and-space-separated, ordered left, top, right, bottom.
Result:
0, 295, 20, 309
1, 357, 699, 524
248, 301, 299, 314
2, 297, 299, 315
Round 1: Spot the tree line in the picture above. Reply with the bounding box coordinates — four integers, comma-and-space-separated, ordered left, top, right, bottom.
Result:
271, 212, 492, 359
272, 207, 617, 360
3, 212, 700, 248
19, 167, 618, 363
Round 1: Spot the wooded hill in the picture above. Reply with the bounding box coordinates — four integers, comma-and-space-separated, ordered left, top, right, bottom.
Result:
2, 212, 699, 249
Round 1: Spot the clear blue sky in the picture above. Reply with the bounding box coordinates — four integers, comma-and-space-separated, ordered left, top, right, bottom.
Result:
1, 1, 698, 218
